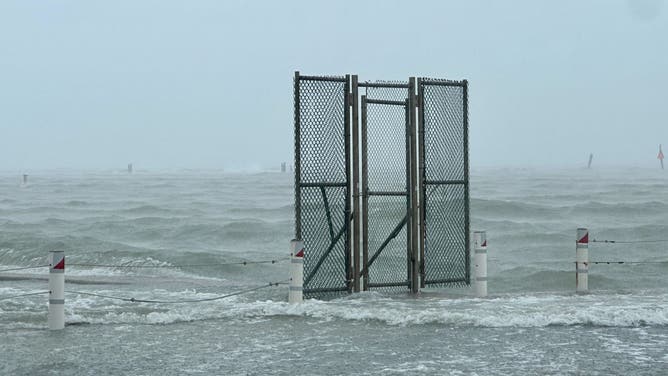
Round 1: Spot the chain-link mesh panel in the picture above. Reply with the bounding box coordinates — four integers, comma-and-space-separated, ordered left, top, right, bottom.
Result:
420, 79, 470, 287
366, 82, 409, 102
366, 195, 409, 288
301, 186, 348, 296
295, 75, 350, 298
363, 84, 411, 290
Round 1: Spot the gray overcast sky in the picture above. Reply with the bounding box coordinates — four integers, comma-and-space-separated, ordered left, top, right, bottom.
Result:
1, 0, 666, 170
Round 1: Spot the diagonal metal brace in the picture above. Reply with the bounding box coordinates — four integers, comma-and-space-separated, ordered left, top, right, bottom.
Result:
360, 214, 408, 277
320, 186, 335, 242
304, 214, 352, 287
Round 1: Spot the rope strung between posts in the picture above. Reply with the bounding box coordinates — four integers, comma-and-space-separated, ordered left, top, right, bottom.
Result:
592, 239, 668, 244
66, 280, 289, 304
591, 261, 658, 264
0, 291, 49, 301
0, 264, 49, 273
0, 259, 288, 272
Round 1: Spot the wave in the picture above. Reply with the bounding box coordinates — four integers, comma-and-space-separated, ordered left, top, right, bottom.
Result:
4, 289, 667, 330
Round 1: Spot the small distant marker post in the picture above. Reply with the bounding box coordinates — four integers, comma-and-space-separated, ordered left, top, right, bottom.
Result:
289, 239, 304, 303
588, 153, 593, 169
48, 250, 65, 330
128, 163, 133, 174
22, 174, 28, 185
658, 145, 664, 170
281, 162, 286, 173
473, 231, 488, 297
576, 228, 589, 294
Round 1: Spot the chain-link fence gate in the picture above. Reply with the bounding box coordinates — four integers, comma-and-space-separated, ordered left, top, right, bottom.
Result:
294, 72, 469, 299
419, 79, 470, 287
294, 73, 351, 298
360, 82, 411, 291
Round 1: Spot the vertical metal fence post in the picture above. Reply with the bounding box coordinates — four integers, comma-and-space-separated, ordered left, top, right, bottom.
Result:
361, 95, 369, 291
463, 80, 471, 285
408, 77, 419, 294
344, 75, 352, 292
293, 71, 302, 240
405, 98, 412, 288
351, 75, 361, 293
417, 78, 426, 288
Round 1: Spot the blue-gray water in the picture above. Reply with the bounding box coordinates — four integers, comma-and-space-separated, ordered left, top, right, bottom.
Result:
2, 168, 668, 375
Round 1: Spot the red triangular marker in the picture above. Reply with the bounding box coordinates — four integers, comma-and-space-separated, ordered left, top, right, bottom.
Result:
54, 258, 65, 269
578, 233, 589, 244
481, 240, 487, 247
295, 248, 304, 258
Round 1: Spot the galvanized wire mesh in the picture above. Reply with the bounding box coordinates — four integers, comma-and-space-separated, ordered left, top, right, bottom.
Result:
363, 84, 411, 290
420, 80, 470, 287
295, 75, 350, 298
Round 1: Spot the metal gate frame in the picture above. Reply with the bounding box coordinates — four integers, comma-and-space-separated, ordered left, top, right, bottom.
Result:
418, 78, 470, 287
359, 84, 412, 291
294, 72, 352, 298
294, 72, 470, 298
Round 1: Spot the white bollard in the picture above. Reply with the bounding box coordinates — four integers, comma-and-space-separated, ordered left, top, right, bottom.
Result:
48, 250, 65, 330
576, 228, 589, 294
473, 231, 488, 297
289, 239, 304, 303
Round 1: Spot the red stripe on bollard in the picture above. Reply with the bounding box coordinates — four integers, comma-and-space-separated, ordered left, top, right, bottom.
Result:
578, 233, 589, 244
54, 258, 65, 270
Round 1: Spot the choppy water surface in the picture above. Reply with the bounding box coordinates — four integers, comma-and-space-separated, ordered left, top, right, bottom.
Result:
2, 167, 667, 375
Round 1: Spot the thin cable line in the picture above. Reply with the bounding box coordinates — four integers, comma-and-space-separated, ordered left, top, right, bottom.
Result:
0, 264, 49, 273
66, 280, 289, 304
0, 291, 49, 301
592, 239, 668, 244
67, 259, 288, 269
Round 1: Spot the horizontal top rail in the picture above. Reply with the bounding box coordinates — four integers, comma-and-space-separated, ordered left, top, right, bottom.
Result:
367, 190, 408, 196
365, 99, 407, 106
419, 78, 466, 87
298, 75, 347, 82
424, 179, 467, 185
358, 82, 409, 88
299, 182, 347, 188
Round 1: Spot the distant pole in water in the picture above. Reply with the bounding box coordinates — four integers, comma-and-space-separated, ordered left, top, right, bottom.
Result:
473, 231, 488, 297
281, 162, 286, 173
587, 153, 593, 169
658, 145, 664, 170
22, 174, 28, 185
576, 228, 589, 294
128, 163, 133, 173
